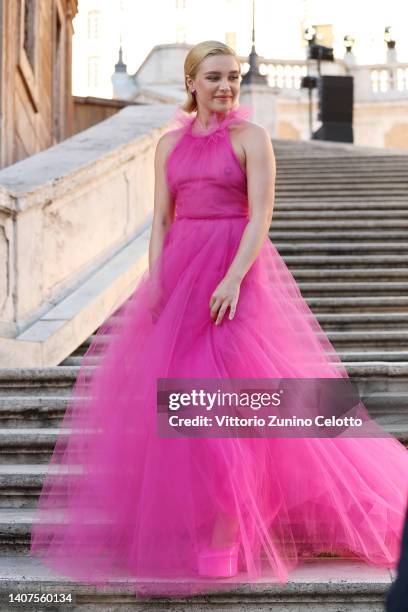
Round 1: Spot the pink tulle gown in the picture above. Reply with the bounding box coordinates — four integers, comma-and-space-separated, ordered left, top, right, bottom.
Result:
30, 104, 408, 598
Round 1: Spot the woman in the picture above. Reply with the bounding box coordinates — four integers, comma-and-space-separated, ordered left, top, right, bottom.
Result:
30, 40, 408, 599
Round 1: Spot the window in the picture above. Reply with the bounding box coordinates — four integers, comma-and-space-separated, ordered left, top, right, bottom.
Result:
18, 0, 39, 111
53, 1, 66, 141
175, 0, 186, 43
225, 32, 237, 50
23, 0, 36, 72
87, 10, 101, 39
87, 56, 100, 88
176, 25, 186, 43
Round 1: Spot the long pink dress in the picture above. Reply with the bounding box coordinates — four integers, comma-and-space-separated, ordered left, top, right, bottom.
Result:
30, 104, 408, 598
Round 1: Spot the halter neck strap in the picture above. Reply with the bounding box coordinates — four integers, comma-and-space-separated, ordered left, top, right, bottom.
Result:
171, 104, 253, 140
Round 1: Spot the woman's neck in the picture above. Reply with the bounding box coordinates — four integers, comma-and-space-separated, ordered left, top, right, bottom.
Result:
194, 109, 228, 134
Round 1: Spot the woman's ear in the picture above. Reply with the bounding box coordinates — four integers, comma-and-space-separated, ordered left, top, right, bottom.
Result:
186, 74, 194, 92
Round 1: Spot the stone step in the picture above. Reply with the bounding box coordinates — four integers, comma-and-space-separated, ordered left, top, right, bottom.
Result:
277, 179, 408, 189
270, 230, 408, 242
338, 351, 408, 362
271, 219, 408, 229
283, 255, 408, 269
97, 295, 408, 325
327, 330, 408, 348
1, 387, 406, 430
71, 310, 408, 356
277, 188, 408, 197
0, 390, 398, 452
0, 409, 399, 464
277, 160, 408, 166
61, 350, 408, 367
276, 200, 408, 208
277, 150, 405, 156
277, 195, 408, 204
0, 502, 397, 550
277, 153, 408, 159
0, 390, 406, 442
78, 325, 408, 351
0, 394, 405, 456
277, 165, 408, 172
0, 465, 48, 509
296, 281, 408, 296
276, 163, 408, 170
0, 428, 66, 464
61, 347, 408, 366
65, 322, 408, 368
278, 165, 408, 172
0, 365, 406, 398
275, 198, 408, 207
305, 295, 408, 313
0, 397, 70, 427
74, 331, 408, 355
277, 169, 408, 178
275, 243, 408, 256
314, 364, 408, 388
277, 158, 408, 167
0, 555, 394, 610
273, 210, 408, 220
0, 406, 406, 505
276, 185, 408, 194
292, 269, 408, 281
315, 313, 408, 330
276, 151, 408, 157
276, 189, 408, 198
0, 369, 79, 397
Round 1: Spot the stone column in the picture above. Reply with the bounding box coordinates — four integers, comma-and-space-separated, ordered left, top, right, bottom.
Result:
240, 83, 280, 137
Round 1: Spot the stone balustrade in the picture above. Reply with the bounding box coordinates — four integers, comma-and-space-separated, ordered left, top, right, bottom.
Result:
239, 57, 408, 101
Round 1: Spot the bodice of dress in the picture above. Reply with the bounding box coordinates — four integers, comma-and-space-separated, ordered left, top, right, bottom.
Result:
165, 105, 252, 220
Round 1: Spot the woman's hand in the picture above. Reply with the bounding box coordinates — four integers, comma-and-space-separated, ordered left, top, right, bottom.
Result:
148, 277, 165, 324
209, 275, 241, 325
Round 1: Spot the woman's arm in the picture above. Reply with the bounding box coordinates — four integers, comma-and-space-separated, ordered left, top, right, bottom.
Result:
148, 132, 176, 322
209, 125, 276, 325
149, 132, 176, 274
225, 124, 276, 281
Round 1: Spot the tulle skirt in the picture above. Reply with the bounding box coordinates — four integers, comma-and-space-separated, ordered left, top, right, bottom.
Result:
30, 216, 408, 598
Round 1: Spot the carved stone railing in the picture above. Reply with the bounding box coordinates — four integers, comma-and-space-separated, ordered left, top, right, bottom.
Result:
239, 57, 408, 101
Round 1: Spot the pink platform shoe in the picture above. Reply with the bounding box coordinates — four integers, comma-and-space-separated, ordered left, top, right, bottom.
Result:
197, 542, 240, 578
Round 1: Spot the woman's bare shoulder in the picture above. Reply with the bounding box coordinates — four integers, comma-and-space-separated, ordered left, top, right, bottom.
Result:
156, 128, 185, 158
232, 121, 274, 163
233, 120, 270, 142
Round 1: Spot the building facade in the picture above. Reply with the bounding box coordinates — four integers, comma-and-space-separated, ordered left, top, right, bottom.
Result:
0, 0, 79, 169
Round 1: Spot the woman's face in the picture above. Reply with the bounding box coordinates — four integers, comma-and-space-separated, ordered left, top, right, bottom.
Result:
187, 54, 241, 114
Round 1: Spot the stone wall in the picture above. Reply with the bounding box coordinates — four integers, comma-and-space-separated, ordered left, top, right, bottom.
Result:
0, 104, 175, 366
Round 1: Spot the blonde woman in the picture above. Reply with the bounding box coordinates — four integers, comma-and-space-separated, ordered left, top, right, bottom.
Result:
31, 40, 408, 599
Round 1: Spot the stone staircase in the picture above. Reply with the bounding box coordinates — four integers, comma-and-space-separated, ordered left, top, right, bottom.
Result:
0, 140, 406, 610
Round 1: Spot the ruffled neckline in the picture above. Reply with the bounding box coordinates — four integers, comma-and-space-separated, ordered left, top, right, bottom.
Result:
171, 104, 252, 141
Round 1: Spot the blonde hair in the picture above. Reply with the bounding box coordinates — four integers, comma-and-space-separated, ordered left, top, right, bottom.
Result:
182, 41, 241, 113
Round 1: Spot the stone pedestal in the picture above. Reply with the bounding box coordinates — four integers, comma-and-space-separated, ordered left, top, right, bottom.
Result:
240, 84, 280, 136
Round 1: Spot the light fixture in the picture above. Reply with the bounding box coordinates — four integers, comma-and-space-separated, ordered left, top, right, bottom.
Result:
384, 26, 395, 49
343, 35, 355, 52
304, 26, 316, 45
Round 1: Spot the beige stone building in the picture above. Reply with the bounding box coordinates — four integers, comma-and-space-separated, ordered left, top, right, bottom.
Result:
109, 42, 408, 150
